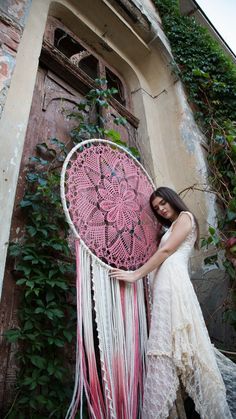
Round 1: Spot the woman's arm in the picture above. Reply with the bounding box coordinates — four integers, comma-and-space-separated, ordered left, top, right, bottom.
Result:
110, 213, 192, 283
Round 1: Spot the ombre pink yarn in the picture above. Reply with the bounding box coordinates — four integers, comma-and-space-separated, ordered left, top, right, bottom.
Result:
62, 141, 160, 419
65, 143, 158, 269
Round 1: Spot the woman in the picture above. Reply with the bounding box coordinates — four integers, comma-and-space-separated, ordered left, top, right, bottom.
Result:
110, 187, 234, 419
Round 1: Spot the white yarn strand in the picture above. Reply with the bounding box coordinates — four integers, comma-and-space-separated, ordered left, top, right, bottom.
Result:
80, 246, 97, 419
137, 278, 149, 373
65, 243, 82, 419
91, 259, 116, 419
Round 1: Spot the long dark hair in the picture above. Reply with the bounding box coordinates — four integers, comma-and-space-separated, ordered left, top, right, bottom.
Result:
150, 187, 199, 248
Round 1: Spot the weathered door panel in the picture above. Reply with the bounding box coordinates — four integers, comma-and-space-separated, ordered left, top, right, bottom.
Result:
20, 68, 84, 167
105, 103, 138, 148
0, 66, 85, 412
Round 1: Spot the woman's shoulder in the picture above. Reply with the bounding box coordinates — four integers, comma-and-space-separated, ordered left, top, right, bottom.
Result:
171, 211, 195, 229
179, 211, 194, 220
178, 211, 196, 229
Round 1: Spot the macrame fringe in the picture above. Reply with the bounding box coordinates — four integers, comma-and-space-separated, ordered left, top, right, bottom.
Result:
65, 240, 149, 419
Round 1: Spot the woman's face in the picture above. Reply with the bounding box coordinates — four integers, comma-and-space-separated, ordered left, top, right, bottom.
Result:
151, 196, 178, 222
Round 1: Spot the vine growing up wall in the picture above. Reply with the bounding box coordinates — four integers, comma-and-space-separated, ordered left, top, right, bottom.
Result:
4, 79, 139, 418
154, 0, 236, 328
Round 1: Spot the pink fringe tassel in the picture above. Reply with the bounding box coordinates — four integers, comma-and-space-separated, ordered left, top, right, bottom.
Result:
66, 241, 147, 419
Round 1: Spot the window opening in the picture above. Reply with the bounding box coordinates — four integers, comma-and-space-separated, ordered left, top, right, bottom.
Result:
106, 68, 125, 105
78, 55, 99, 80
54, 28, 84, 57
54, 28, 98, 80
51, 24, 129, 107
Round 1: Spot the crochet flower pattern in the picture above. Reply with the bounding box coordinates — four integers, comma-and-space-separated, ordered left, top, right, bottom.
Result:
99, 178, 139, 230
65, 143, 158, 269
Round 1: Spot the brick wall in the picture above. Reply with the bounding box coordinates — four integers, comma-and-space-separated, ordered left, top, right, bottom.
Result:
0, 0, 31, 118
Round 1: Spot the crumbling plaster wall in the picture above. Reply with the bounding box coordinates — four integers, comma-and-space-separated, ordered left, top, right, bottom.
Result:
0, 0, 32, 118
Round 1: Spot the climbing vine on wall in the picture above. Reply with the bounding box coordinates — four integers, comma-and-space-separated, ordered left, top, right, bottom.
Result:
4, 79, 139, 418
154, 0, 236, 327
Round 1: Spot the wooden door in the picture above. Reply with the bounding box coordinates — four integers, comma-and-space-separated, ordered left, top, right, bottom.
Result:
0, 66, 86, 412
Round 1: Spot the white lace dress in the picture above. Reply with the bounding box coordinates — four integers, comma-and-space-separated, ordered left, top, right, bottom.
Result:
142, 211, 234, 419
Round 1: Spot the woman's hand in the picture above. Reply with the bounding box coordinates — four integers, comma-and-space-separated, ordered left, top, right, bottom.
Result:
109, 268, 140, 283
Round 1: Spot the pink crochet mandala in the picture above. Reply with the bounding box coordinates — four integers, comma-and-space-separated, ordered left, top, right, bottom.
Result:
63, 140, 158, 270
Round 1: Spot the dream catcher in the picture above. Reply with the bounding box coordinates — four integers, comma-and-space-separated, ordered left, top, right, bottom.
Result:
61, 139, 159, 419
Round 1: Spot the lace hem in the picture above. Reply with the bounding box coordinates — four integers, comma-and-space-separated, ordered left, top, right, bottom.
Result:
142, 354, 180, 419
143, 323, 232, 419
148, 322, 225, 385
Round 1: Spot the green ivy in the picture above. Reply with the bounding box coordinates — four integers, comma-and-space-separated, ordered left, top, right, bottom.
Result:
154, 0, 236, 327
4, 139, 76, 419
68, 77, 140, 159
4, 79, 139, 418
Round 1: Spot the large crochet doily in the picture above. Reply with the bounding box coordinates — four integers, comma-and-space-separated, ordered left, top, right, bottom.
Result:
62, 139, 158, 270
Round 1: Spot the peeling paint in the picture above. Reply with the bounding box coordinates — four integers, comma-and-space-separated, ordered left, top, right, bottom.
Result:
0, 0, 32, 27
0, 2, 31, 119
180, 117, 197, 153
178, 93, 203, 155
10, 157, 16, 166
10, 144, 21, 167
0, 46, 16, 119
177, 83, 205, 158
176, 83, 217, 227
0, 51, 15, 91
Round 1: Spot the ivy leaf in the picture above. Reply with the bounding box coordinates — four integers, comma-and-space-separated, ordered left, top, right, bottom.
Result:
54, 339, 65, 347
17, 264, 31, 276
63, 329, 74, 343
229, 198, 236, 212
16, 278, 27, 286
29, 156, 49, 165
23, 320, 33, 331
20, 199, 33, 208
46, 290, 55, 303
94, 77, 107, 86
23, 376, 36, 387
38, 178, 47, 186
26, 226, 37, 237
4, 329, 21, 342
45, 308, 64, 320
226, 210, 236, 221
30, 355, 47, 369
9, 243, 22, 256
113, 116, 127, 126
208, 226, 215, 235
27, 173, 39, 182
128, 146, 140, 158
35, 307, 45, 314
105, 129, 121, 141
192, 68, 210, 79
55, 369, 64, 380
96, 99, 108, 107
52, 281, 68, 290
50, 138, 66, 149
